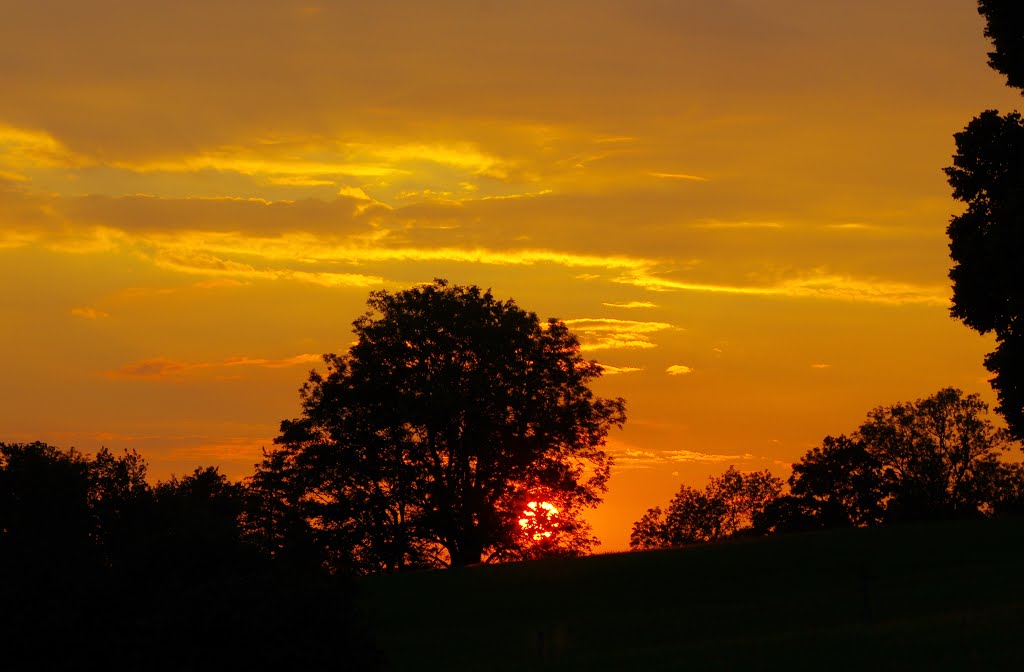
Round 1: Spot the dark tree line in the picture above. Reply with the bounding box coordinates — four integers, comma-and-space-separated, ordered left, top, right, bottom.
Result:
0, 442, 378, 670
630, 466, 782, 549
762, 388, 1023, 533
631, 388, 1024, 551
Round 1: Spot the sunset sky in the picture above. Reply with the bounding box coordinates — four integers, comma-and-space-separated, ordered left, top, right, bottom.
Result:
1, 0, 1020, 550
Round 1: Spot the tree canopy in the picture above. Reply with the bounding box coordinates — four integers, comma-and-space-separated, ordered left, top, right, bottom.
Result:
979, 0, 1024, 91
946, 2, 1024, 437
268, 279, 625, 571
857, 387, 1010, 518
776, 435, 887, 530
761, 389, 1015, 534
636, 388, 1019, 543
946, 111, 1024, 436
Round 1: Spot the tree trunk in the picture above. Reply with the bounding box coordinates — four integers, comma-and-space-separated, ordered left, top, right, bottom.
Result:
449, 543, 482, 567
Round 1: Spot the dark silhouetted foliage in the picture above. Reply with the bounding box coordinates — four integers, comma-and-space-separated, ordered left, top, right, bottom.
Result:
630, 466, 782, 549
946, 2, 1024, 437
979, 0, 1024, 91
272, 279, 625, 571
986, 461, 1024, 513
642, 390, 1020, 543
0, 441, 94, 573
242, 447, 324, 572
946, 111, 1024, 437
649, 484, 722, 547
752, 495, 823, 535
89, 447, 152, 570
858, 388, 1010, 519
762, 389, 1020, 534
0, 442, 380, 670
146, 466, 258, 580
782, 435, 888, 530
627, 506, 667, 550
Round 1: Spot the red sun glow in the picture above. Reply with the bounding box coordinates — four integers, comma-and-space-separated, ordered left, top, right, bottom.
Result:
518, 501, 560, 541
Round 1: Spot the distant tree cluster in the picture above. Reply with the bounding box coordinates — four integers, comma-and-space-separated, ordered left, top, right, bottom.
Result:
764, 388, 1023, 532
630, 388, 1024, 551
630, 467, 782, 549
0, 442, 378, 669
0, 443, 246, 578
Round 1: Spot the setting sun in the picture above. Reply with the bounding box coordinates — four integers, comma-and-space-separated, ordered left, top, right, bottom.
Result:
519, 501, 561, 542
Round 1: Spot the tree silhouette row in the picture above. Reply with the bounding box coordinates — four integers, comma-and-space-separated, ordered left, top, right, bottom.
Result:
631, 388, 1024, 550
0, 443, 378, 670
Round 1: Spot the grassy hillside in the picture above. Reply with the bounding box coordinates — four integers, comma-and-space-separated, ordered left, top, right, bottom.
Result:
360, 517, 1024, 671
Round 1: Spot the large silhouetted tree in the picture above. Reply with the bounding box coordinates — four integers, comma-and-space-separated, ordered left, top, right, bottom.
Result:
946, 1, 1024, 438
273, 279, 625, 571
630, 466, 782, 550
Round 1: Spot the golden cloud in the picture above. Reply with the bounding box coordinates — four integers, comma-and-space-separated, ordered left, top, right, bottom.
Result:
666, 365, 693, 376
565, 318, 676, 352
564, 318, 674, 333
164, 440, 268, 468
648, 172, 708, 181
580, 338, 658, 352
150, 248, 386, 288
610, 446, 754, 470
691, 220, 784, 229
663, 449, 754, 463
0, 229, 40, 249
107, 353, 323, 380
601, 301, 656, 309
617, 270, 949, 306
192, 278, 250, 290
108, 358, 190, 380
0, 124, 84, 171
598, 364, 644, 375
144, 227, 652, 275
70, 307, 110, 319
116, 153, 404, 179
0, 187, 954, 308
220, 354, 322, 369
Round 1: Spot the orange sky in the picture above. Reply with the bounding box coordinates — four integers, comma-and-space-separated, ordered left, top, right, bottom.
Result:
1, 0, 1019, 550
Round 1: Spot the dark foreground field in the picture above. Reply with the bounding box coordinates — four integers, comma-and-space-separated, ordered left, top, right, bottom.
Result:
361, 517, 1024, 671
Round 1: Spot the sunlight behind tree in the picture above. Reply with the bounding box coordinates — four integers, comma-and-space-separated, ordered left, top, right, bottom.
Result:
518, 501, 561, 542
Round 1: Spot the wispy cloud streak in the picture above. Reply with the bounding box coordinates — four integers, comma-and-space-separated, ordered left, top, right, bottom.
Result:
565, 318, 676, 352
108, 353, 322, 380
